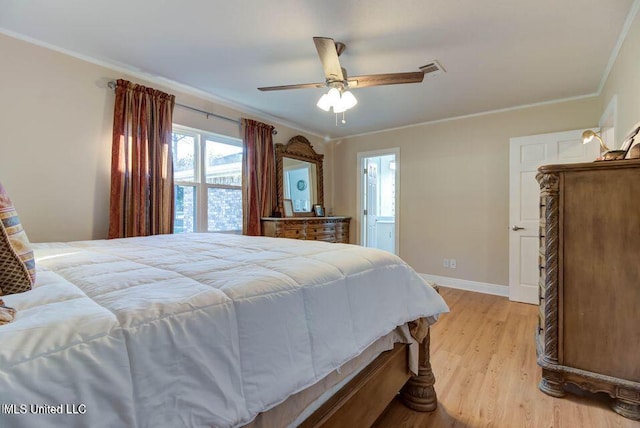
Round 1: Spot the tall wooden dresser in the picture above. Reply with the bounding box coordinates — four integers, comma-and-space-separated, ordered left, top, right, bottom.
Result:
536, 160, 640, 420
261, 217, 351, 243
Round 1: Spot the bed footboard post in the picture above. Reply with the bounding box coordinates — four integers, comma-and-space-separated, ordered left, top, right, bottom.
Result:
400, 327, 437, 412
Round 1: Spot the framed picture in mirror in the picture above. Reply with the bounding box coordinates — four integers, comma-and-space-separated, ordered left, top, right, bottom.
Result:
313, 204, 325, 217
283, 199, 294, 217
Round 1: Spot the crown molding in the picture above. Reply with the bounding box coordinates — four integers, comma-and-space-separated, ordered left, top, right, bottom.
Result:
597, 0, 640, 94
329, 93, 600, 141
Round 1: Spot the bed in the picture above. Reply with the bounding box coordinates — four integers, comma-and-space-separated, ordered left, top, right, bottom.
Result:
0, 233, 448, 428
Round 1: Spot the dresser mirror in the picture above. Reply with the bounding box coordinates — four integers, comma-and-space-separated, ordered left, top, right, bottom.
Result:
276, 135, 324, 216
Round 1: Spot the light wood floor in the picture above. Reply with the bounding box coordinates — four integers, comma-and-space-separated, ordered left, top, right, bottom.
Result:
374, 288, 639, 428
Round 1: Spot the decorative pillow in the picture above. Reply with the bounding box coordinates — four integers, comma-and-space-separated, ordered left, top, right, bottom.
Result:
0, 298, 16, 325
0, 182, 35, 295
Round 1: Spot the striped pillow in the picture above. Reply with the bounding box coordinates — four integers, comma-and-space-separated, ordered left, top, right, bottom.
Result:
0, 182, 35, 296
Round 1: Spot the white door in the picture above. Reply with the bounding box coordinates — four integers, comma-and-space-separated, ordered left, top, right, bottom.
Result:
509, 129, 599, 304
357, 149, 400, 255
365, 160, 379, 248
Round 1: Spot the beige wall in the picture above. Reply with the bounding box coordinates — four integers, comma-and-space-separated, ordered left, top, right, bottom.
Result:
332, 98, 602, 286
602, 8, 640, 146
331, 10, 639, 287
0, 33, 328, 242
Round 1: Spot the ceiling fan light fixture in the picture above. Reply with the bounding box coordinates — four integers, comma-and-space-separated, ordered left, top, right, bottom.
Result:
316, 94, 332, 111
317, 87, 357, 114
341, 91, 357, 110
332, 91, 351, 114
327, 88, 341, 104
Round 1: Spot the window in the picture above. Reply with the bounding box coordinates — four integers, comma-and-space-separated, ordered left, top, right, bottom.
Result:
172, 125, 243, 233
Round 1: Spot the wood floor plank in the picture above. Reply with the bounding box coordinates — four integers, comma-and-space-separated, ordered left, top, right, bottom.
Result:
373, 288, 639, 428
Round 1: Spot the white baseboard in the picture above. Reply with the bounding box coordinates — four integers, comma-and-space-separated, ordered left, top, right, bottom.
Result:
419, 273, 508, 297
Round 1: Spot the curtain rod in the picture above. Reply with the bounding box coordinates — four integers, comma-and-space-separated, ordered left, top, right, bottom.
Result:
107, 81, 277, 135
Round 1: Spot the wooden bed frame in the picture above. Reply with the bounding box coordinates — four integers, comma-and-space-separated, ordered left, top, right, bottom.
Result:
300, 328, 437, 427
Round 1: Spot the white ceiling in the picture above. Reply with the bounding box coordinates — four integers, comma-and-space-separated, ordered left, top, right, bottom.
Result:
0, 0, 635, 139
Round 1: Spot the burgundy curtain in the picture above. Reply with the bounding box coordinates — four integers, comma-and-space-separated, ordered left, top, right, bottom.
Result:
108, 79, 176, 239
241, 118, 275, 236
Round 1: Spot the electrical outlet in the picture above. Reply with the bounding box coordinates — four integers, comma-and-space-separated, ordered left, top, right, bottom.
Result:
450, 259, 457, 269
443, 258, 449, 268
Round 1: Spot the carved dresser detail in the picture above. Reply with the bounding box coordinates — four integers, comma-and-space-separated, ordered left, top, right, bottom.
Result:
536, 160, 640, 420
261, 217, 351, 243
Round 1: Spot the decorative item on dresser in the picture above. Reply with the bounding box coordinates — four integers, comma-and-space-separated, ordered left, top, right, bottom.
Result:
283, 199, 294, 217
622, 124, 640, 159
536, 159, 640, 420
261, 216, 351, 243
581, 130, 626, 160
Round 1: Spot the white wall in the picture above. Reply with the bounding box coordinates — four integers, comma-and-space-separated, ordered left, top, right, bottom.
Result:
0, 33, 329, 242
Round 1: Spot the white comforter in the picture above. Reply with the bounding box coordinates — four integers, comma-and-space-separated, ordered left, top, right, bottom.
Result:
0, 233, 448, 428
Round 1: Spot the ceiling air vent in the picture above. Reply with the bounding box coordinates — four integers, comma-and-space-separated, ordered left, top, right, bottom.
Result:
419, 60, 445, 77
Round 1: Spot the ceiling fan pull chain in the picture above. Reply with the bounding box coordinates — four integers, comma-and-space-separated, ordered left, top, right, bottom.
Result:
342, 111, 346, 124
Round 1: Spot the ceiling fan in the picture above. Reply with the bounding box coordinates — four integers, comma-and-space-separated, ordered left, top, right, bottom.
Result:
258, 37, 441, 117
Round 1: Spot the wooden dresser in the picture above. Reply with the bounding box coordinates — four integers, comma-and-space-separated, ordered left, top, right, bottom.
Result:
261, 217, 351, 243
536, 160, 640, 420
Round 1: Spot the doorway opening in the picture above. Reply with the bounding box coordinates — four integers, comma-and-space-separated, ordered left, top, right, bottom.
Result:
357, 149, 399, 255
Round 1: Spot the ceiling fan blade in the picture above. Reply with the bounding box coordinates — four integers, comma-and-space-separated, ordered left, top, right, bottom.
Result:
348, 72, 425, 88
313, 37, 345, 81
258, 82, 325, 91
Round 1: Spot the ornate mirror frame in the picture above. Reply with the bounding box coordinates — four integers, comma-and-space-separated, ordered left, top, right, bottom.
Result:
275, 135, 324, 217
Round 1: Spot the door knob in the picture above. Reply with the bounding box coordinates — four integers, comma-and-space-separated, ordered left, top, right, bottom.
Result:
511, 225, 525, 231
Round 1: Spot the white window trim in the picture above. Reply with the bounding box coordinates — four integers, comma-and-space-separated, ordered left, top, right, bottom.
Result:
173, 124, 243, 233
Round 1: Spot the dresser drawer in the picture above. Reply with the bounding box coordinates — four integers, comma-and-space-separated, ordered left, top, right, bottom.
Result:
313, 234, 336, 242
335, 232, 348, 243
336, 223, 349, 243
283, 227, 304, 239
309, 225, 335, 234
